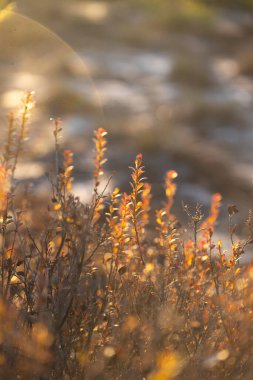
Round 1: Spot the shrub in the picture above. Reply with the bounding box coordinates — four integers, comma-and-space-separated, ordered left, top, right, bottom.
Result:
0, 93, 253, 380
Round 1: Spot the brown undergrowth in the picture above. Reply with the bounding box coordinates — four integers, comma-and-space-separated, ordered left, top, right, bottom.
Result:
0, 93, 253, 380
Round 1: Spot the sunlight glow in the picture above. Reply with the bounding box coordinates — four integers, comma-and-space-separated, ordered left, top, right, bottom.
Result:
1, 90, 24, 108
68, 1, 110, 23
0, 2, 15, 23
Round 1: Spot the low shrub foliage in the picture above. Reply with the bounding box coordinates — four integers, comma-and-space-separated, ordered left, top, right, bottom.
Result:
0, 93, 253, 380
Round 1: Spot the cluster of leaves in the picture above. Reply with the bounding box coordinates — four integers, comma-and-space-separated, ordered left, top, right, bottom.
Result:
0, 94, 253, 380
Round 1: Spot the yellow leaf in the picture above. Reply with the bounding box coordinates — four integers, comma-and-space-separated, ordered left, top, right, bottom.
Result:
54, 203, 61, 211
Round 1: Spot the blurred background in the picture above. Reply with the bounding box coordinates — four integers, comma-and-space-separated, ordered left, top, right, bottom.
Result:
1, 0, 253, 232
